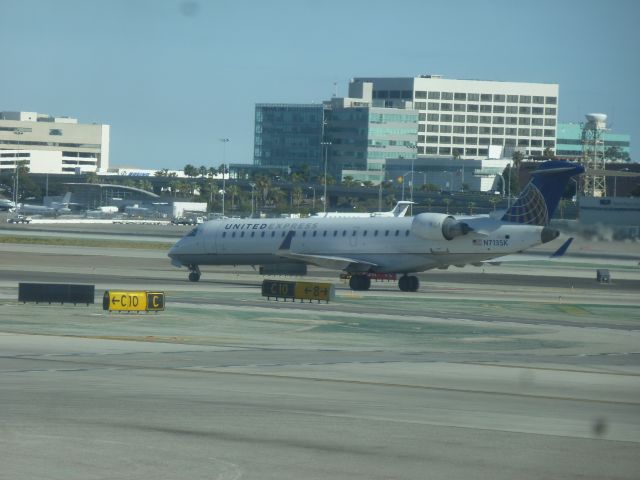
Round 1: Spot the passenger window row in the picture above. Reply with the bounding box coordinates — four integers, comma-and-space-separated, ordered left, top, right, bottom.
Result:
220, 230, 411, 238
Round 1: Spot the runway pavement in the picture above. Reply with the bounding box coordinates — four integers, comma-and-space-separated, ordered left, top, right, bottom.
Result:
1, 225, 639, 479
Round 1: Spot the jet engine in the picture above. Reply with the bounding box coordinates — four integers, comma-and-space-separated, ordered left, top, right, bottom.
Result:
411, 213, 473, 241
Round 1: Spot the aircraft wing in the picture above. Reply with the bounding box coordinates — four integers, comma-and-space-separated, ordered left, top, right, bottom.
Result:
277, 251, 377, 271
277, 230, 377, 271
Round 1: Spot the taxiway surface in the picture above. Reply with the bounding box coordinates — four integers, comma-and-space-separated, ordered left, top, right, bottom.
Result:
1, 224, 639, 479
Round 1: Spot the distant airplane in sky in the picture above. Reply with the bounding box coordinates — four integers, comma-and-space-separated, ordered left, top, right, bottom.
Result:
168, 161, 584, 292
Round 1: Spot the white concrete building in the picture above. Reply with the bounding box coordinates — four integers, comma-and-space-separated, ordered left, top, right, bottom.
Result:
351, 75, 559, 159
0, 111, 110, 174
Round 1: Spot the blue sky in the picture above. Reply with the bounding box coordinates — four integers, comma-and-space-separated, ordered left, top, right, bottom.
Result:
2, 0, 639, 169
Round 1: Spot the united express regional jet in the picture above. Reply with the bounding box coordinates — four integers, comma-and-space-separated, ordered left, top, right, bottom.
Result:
168, 161, 583, 292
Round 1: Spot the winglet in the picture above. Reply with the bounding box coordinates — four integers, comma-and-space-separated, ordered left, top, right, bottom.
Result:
279, 230, 296, 250
550, 237, 573, 258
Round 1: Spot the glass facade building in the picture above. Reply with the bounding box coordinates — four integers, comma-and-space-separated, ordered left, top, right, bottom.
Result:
328, 107, 418, 182
556, 122, 631, 160
253, 104, 325, 171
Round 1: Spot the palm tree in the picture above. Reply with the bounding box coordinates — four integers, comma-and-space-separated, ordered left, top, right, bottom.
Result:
292, 186, 303, 208
198, 165, 208, 178
443, 197, 451, 214
489, 195, 500, 212
183, 164, 198, 178
255, 175, 272, 207
425, 198, 433, 212
225, 184, 240, 211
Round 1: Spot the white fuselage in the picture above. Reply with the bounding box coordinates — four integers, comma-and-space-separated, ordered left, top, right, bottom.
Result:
169, 214, 547, 274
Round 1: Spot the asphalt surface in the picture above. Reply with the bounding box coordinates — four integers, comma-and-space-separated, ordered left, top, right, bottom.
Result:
1, 223, 639, 479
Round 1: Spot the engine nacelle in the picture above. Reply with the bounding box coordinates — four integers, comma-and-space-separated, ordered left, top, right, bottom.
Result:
411, 213, 473, 241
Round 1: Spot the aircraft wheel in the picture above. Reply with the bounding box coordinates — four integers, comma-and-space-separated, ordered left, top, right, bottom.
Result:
349, 274, 371, 291
407, 275, 419, 292
188, 272, 200, 282
399, 275, 419, 292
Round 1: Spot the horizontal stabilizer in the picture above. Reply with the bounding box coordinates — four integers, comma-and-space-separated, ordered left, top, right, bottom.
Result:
550, 237, 573, 258
483, 236, 574, 265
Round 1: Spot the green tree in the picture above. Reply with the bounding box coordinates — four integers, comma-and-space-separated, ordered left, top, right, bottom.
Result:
425, 198, 434, 212
137, 179, 154, 192
255, 175, 272, 207
226, 184, 240, 211
183, 164, 198, 178
543, 147, 555, 159
489, 195, 500, 212
443, 197, 451, 214
512, 150, 525, 169
342, 176, 356, 187
292, 186, 303, 208
84, 172, 99, 184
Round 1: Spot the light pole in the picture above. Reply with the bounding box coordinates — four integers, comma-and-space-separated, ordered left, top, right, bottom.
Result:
378, 167, 385, 212
308, 186, 316, 211
402, 172, 413, 201
321, 140, 330, 213
250, 182, 256, 217
219, 138, 229, 216
410, 158, 415, 207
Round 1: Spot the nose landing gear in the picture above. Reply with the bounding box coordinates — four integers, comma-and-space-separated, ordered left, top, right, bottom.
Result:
188, 264, 201, 282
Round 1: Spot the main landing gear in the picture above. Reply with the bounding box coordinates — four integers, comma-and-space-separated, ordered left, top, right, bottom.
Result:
349, 274, 371, 291
188, 264, 201, 282
398, 275, 419, 292
348, 273, 420, 292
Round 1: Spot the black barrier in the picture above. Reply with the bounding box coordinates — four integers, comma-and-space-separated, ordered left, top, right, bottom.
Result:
262, 280, 296, 301
18, 283, 95, 305
261, 279, 334, 303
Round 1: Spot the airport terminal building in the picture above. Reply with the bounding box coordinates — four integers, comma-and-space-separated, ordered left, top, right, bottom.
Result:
0, 111, 110, 174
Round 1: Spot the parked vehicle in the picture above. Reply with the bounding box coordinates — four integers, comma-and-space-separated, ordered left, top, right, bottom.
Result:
7, 215, 32, 224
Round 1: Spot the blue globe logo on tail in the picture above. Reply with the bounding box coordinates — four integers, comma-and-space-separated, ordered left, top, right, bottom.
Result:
501, 183, 548, 225
501, 161, 584, 226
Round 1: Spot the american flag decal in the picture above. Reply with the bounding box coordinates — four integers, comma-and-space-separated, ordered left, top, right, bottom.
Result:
472, 239, 483, 246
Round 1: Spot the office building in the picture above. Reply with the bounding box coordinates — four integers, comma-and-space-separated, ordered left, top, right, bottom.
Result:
351, 75, 559, 159
0, 111, 110, 174
253, 104, 325, 172
325, 81, 418, 183
254, 84, 418, 184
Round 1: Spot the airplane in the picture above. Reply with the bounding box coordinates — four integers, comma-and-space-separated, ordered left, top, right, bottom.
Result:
0, 198, 16, 212
168, 160, 584, 292
313, 201, 414, 218
18, 192, 72, 216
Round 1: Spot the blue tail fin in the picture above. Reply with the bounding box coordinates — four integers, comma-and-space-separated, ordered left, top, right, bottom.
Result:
501, 161, 584, 225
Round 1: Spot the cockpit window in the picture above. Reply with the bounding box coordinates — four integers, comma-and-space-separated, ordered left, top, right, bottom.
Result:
186, 227, 199, 237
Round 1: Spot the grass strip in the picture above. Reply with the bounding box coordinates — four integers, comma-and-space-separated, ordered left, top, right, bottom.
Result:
0, 235, 173, 250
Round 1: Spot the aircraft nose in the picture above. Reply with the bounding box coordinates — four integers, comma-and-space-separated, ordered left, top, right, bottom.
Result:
168, 241, 182, 260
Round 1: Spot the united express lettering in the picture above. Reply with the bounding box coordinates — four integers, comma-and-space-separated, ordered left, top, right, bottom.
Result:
224, 222, 319, 231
